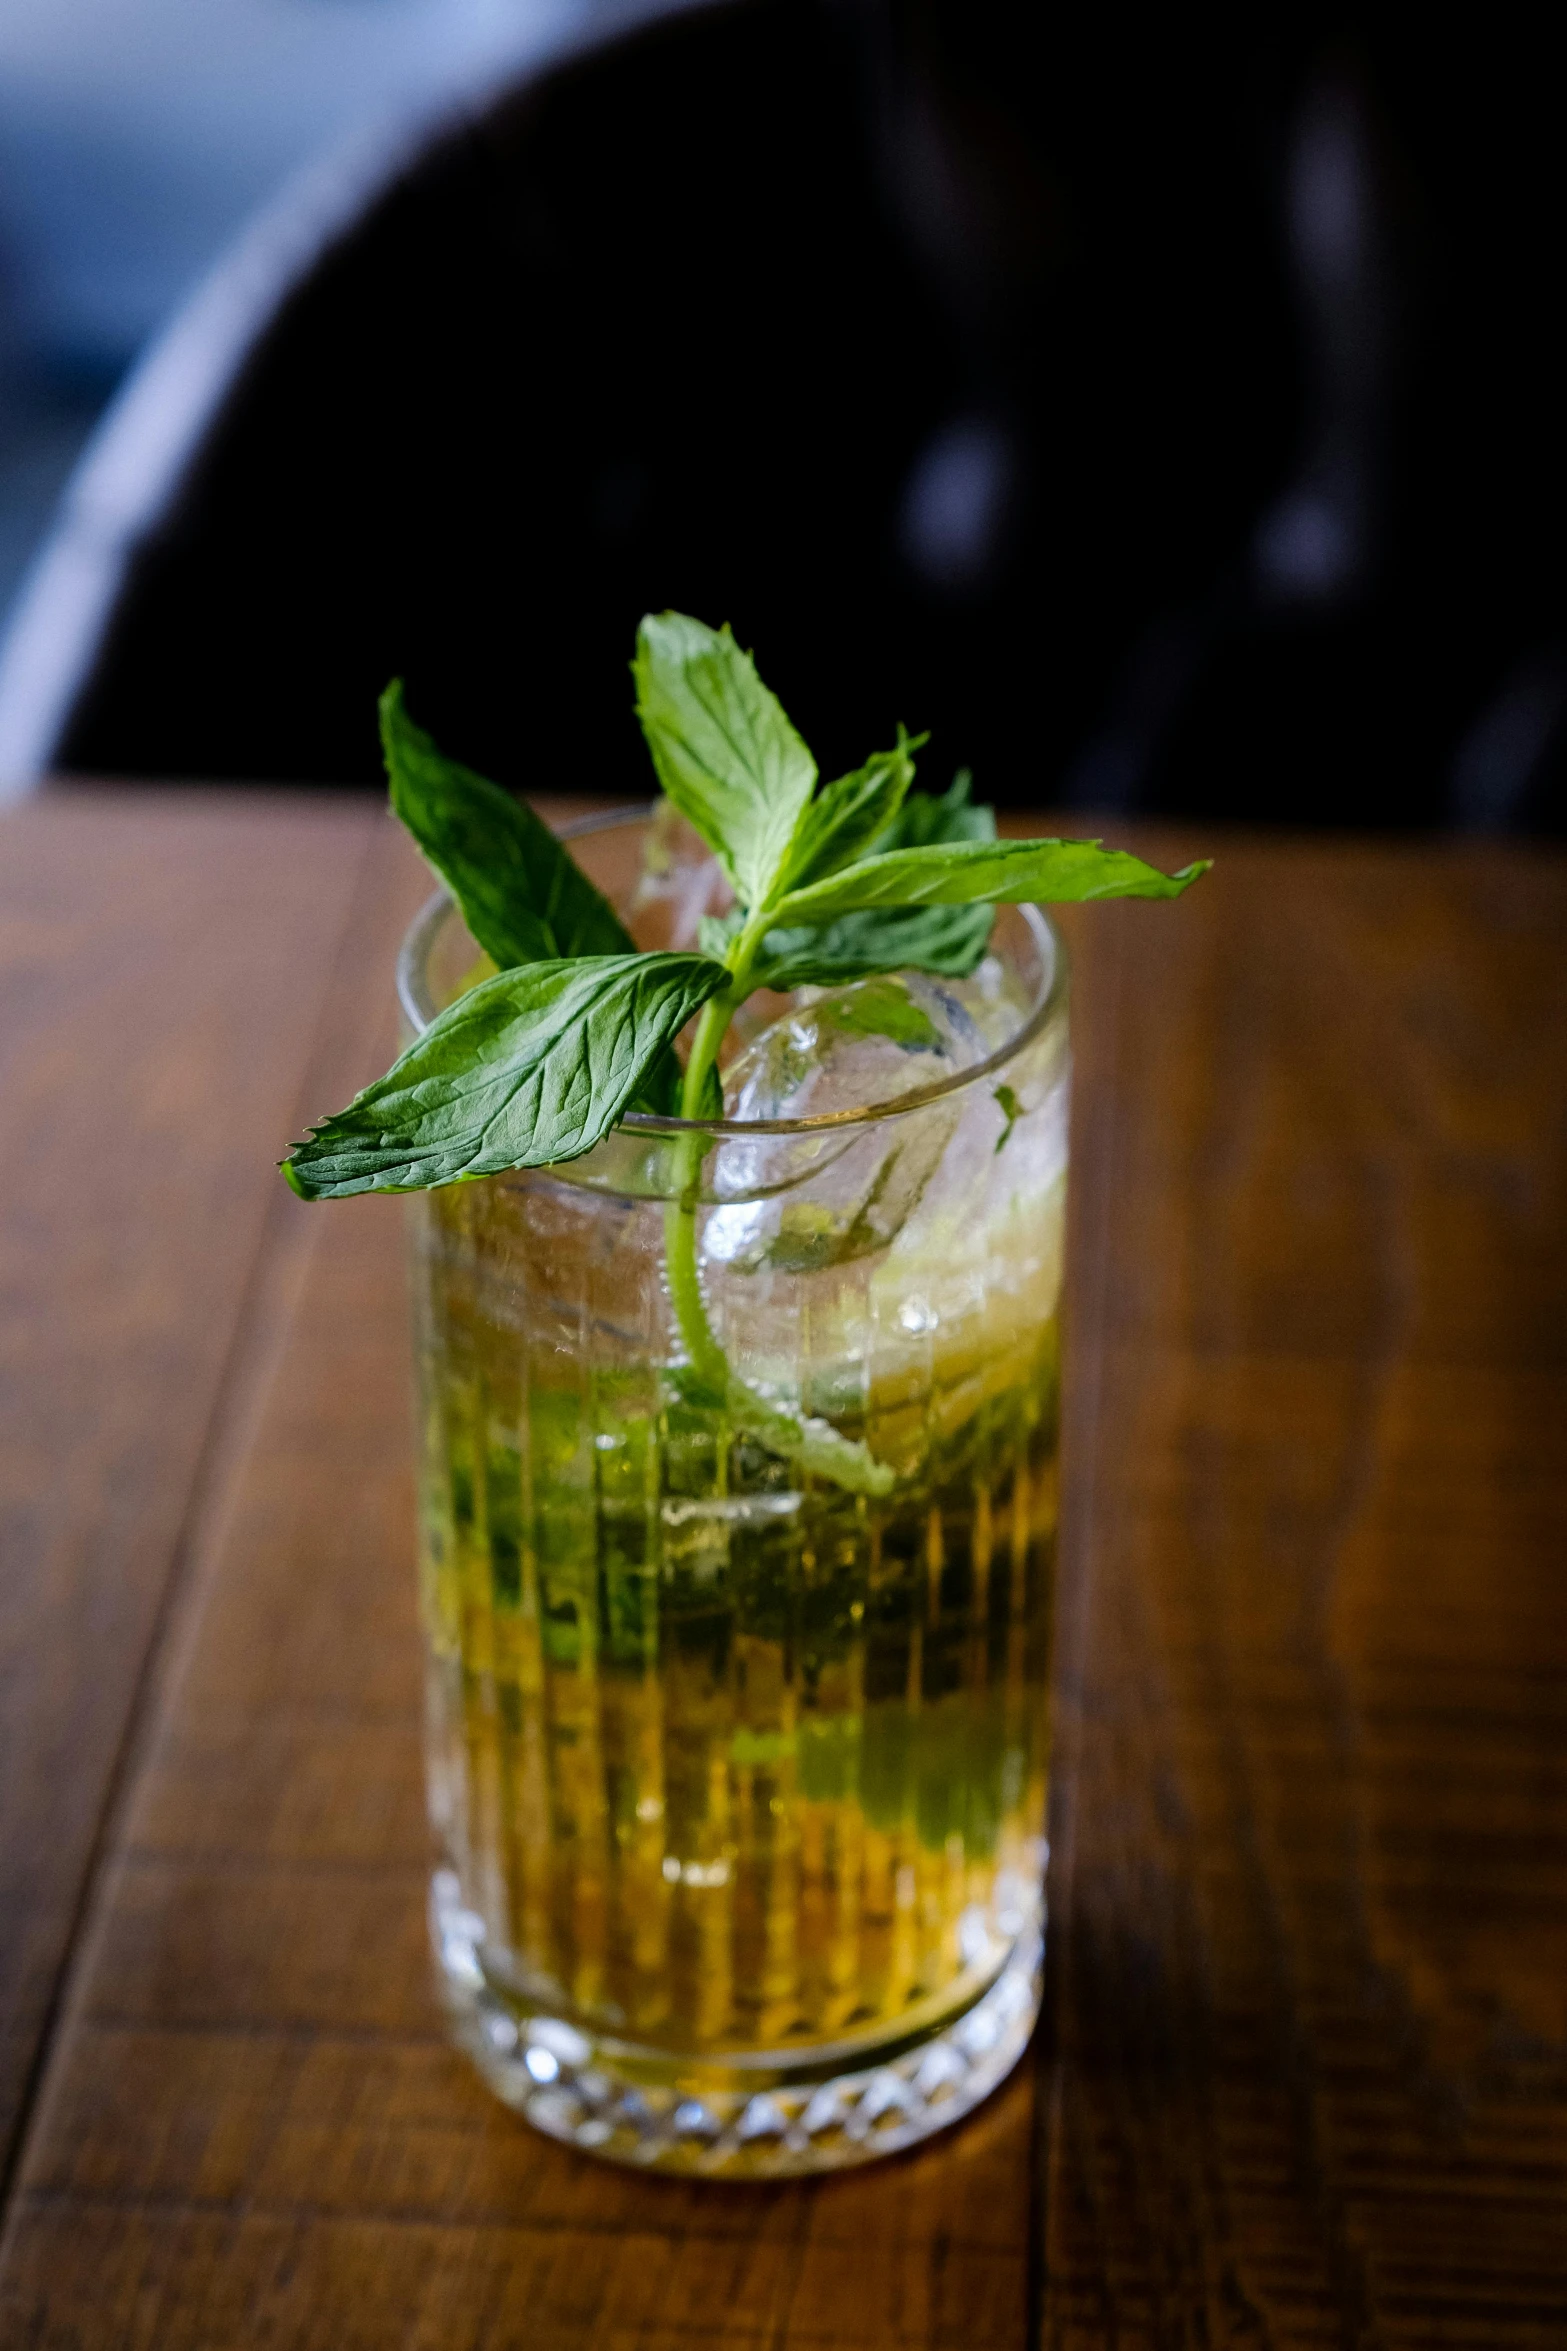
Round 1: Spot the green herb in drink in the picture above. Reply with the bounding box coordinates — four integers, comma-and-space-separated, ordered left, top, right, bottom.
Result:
992, 1082, 1023, 1153
284, 613, 1207, 1491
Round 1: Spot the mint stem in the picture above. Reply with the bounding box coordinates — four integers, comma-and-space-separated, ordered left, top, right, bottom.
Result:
662, 923, 762, 1394
663, 1007, 731, 1394
658, 924, 895, 1498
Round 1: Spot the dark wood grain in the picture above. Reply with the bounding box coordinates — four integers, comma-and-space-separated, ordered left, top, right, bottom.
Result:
0, 1163, 1033, 2346
1043, 845, 1567, 2348
0, 794, 1036, 2349
0, 793, 385, 2185
1, 801, 1563, 2349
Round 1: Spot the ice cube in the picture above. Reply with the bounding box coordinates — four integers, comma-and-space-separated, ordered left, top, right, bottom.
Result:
701, 972, 1042, 1282
702, 1109, 958, 1275
852, 975, 1071, 1402
698, 963, 1064, 1447
722, 973, 992, 1123
930, 954, 1037, 1054
700, 977, 994, 1277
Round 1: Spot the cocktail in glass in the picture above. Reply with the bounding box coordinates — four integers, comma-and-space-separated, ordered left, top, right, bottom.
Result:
404, 810, 1067, 2176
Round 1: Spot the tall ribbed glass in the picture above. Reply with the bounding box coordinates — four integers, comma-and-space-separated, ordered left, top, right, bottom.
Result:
402, 811, 1068, 2175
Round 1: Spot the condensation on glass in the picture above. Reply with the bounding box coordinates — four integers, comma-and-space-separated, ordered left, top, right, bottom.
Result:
400, 810, 1069, 2176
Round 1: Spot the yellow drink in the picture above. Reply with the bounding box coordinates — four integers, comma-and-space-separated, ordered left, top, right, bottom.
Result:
404, 841, 1067, 2175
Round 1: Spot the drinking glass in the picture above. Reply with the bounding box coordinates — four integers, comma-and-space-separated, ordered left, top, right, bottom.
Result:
402, 810, 1068, 2175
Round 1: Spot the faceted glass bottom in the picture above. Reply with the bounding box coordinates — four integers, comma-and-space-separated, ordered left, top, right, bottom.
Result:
432, 1865, 1043, 2177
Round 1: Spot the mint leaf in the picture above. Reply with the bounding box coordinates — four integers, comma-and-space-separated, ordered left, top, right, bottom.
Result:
993, 1082, 1022, 1153
284, 952, 727, 1197
382, 683, 634, 966
753, 903, 995, 991
752, 769, 998, 989
773, 836, 1211, 923
628, 1055, 688, 1120
382, 683, 685, 1114
633, 613, 816, 909
691, 1059, 725, 1121
816, 977, 943, 1052
779, 728, 925, 894
882, 766, 992, 850
696, 906, 746, 960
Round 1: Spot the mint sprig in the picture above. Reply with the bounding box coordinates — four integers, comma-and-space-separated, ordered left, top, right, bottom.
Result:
284, 611, 1209, 1491
284, 952, 727, 1198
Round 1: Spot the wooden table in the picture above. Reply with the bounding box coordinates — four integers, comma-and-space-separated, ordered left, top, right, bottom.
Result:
1, 790, 1563, 2349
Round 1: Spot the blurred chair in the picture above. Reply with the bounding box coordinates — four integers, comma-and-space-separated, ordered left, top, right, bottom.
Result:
0, 105, 436, 801
1, 0, 1563, 828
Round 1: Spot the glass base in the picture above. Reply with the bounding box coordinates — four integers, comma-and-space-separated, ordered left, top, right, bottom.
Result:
431, 1868, 1043, 2178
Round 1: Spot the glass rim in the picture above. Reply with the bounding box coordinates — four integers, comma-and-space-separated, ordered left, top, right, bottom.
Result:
396, 802, 1069, 1142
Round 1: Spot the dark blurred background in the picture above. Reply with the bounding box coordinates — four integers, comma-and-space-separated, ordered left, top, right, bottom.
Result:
3, 1, 1565, 828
